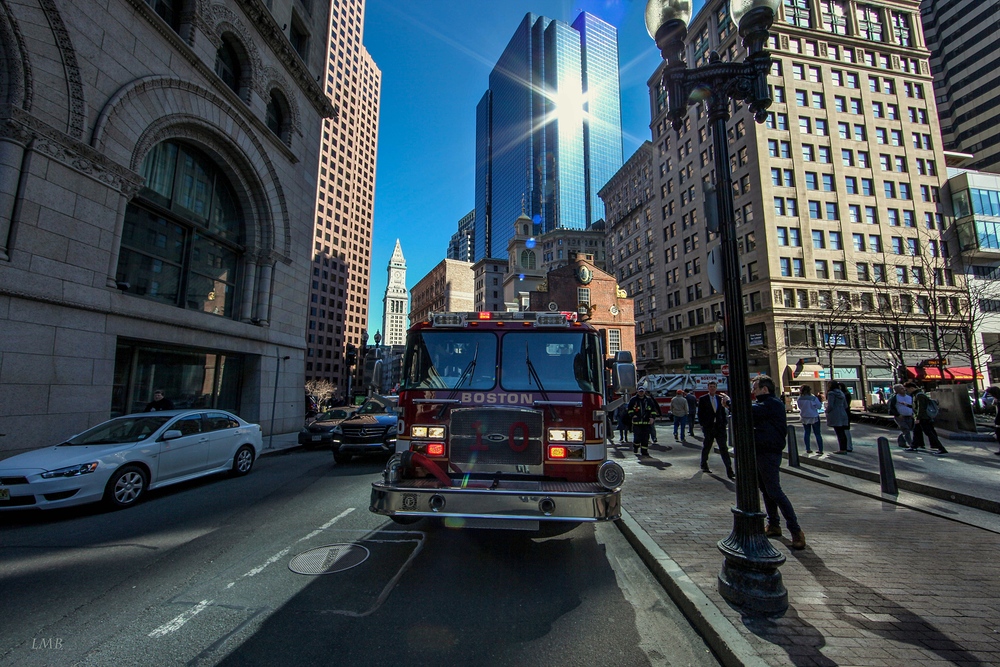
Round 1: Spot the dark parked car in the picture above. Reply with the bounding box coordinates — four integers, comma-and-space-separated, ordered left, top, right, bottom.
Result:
330, 394, 397, 464
298, 407, 357, 447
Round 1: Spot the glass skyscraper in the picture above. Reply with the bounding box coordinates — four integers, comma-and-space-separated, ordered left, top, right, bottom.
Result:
474, 12, 623, 261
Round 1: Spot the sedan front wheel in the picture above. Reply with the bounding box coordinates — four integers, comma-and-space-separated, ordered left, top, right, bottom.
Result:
104, 465, 148, 509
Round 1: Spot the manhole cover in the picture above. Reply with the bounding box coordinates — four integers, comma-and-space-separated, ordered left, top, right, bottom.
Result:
289, 543, 370, 575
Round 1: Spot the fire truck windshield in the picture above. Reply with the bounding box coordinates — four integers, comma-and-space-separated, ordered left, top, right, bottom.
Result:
401, 329, 604, 394
402, 331, 498, 390
500, 331, 603, 394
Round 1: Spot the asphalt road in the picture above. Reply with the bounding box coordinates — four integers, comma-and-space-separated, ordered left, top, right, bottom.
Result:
0, 447, 718, 667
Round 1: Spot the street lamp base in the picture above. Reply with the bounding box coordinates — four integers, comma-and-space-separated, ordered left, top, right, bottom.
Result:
718, 557, 788, 614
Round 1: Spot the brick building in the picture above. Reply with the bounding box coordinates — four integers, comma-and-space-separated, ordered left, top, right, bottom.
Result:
408, 259, 474, 324
529, 253, 635, 362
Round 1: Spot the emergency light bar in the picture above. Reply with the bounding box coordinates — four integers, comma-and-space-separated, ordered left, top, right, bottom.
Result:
429, 311, 579, 328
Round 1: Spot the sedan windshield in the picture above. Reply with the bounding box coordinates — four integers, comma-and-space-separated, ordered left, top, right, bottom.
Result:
64, 416, 172, 445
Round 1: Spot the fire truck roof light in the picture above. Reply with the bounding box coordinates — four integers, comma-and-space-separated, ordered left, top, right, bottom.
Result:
432, 313, 465, 327
536, 313, 571, 327
477, 312, 491, 320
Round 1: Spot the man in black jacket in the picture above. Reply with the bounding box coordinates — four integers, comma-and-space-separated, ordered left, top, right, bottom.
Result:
627, 387, 660, 458
698, 382, 734, 478
752, 376, 805, 550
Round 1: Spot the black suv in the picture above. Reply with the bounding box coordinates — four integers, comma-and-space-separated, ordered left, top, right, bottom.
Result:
331, 395, 398, 464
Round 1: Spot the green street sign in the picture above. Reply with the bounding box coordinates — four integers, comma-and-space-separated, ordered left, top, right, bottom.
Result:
711, 359, 727, 366
685, 364, 704, 370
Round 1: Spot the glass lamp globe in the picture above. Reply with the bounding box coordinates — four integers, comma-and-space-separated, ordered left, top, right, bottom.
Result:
730, 0, 781, 28
645, 0, 692, 38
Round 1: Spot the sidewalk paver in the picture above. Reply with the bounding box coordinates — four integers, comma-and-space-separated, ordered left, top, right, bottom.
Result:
617, 425, 1000, 667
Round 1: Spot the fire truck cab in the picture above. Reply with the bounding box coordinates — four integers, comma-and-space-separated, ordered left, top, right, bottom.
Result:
369, 311, 627, 531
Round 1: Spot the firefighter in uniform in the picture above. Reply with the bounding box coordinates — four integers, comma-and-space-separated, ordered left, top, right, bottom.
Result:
627, 387, 660, 458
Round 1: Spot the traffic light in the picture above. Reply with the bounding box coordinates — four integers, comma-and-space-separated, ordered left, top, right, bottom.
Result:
345, 344, 357, 366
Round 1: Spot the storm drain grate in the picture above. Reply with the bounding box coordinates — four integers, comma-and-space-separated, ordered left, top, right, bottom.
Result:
288, 543, 370, 575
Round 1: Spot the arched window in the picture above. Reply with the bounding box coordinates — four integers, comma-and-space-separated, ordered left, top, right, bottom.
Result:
265, 89, 287, 138
147, 0, 181, 31
520, 250, 536, 270
117, 141, 243, 318
215, 37, 242, 94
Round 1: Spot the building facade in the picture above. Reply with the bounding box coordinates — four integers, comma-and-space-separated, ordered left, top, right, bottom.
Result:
408, 259, 474, 324
538, 226, 607, 274
306, 0, 381, 397
446, 209, 475, 262
599, 141, 656, 372
380, 239, 408, 347
472, 258, 508, 313
528, 253, 636, 362
921, 0, 1000, 174
0, 0, 335, 454
473, 11, 623, 262
643, 0, 960, 400
951, 168, 1000, 384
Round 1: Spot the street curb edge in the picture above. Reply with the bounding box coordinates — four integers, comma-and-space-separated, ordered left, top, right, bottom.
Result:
615, 509, 770, 667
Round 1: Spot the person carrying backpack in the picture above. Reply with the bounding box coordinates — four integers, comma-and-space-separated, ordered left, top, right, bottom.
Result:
906, 382, 947, 455
888, 383, 914, 449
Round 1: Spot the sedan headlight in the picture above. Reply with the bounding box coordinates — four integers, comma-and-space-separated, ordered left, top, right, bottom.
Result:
40, 462, 99, 479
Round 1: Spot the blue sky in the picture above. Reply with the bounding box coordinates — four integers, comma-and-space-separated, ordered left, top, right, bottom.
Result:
362, 0, 699, 335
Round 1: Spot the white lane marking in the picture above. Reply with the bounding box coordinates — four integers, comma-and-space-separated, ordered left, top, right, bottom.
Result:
298, 507, 355, 542
148, 599, 213, 638
242, 547, 292, 578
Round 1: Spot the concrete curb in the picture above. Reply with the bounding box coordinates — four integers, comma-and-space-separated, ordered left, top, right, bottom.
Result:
615, 509, 769, 667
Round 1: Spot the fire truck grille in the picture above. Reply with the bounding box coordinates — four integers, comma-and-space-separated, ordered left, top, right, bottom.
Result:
450, 408, 544, 467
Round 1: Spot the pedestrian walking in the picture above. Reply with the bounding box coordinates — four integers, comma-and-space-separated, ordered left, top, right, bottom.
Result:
144, 389, 174, 412
987, 386, 1000, 456
670, 389, 689, 442
796, 385, 824, 454
614, 402, 631, 445
907, 382, 948, 455
649, 395, 662, 443
888, 383, 914, 448
698, 382, 734, 478
752, 375, 806, 550
627, 387, 660, 457
825, 381, 852, 453
685, 389, 698, 437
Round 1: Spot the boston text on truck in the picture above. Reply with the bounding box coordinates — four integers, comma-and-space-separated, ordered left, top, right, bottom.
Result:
369, 311, 631, 532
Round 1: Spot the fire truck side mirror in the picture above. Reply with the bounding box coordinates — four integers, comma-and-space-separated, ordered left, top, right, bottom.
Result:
610, 352, 636, 394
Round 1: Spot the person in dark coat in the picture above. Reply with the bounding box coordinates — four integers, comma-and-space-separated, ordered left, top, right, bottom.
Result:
753, 375, 805, 549
698, 382, 734, 478
144, 389, 174, 412
614, 402, 631, 444
825, 381, 852, 453
685, 390, 698, 437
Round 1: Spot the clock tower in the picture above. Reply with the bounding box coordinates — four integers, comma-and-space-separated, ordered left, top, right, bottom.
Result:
381, 239, 409, 347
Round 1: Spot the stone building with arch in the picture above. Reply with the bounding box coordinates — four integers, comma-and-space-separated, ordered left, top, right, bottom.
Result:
0, 0, 336, 454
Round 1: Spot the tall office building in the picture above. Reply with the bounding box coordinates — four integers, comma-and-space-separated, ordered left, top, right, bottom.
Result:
637, 0, 959, 398
921, 0, 1000, 174
381, 239, 409, 347
307, 0, 381, 397
474, 12, 623, 262
447, 209, 476, 261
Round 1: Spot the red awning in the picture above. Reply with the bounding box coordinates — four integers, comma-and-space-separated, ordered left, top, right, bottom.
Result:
905, 366, 983, 381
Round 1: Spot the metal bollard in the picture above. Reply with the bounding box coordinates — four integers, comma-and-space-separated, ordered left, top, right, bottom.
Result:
786, 425, 800, 468
876, 436, 898, 495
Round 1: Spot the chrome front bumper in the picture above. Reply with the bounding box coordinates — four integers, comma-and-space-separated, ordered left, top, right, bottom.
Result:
369, 478, 621, 523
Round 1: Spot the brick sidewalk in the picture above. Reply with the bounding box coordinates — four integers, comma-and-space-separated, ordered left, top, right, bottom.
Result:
615, 431, 1000, 667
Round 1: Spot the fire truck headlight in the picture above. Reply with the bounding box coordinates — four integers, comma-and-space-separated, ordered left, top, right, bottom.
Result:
548, 428, 584, 443
426, 426, 445, 439
598, 460, 625, 490
411, 426, 428, 438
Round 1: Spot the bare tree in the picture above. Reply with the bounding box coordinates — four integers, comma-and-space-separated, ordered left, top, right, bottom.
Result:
305, 379, 337, 407
815, 293, 859, 382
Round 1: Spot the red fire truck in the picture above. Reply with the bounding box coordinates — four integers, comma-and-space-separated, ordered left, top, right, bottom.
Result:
369, 311, 627, 532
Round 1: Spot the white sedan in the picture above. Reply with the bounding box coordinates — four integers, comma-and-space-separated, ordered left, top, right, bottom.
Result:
0, 410, 262, 511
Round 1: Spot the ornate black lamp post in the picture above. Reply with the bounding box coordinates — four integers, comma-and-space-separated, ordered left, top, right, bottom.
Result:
645, 0, 787, 613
